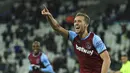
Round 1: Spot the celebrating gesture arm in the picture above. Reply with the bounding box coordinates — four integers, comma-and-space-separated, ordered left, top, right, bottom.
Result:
41, 6, 69, 38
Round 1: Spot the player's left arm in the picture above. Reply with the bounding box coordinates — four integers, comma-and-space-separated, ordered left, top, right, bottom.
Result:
40, 53, 54, 73
100, 50, 111, 73
93, 34, 111, 73
28, 54, 33, 72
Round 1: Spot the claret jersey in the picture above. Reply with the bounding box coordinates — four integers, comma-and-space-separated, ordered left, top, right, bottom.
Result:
68, 31, 107, 73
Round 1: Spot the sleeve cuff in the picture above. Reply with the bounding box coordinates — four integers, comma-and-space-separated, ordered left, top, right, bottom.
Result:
99, 49, 107, 54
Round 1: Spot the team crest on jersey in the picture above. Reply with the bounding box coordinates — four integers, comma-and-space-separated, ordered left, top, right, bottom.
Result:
76, 40, 80, 43
86, 42, 92, 49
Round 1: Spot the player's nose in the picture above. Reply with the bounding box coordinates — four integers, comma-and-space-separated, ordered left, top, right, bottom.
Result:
74, 23, 79, 26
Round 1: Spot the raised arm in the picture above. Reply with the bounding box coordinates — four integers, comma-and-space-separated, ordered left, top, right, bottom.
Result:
41, 6, 69, 38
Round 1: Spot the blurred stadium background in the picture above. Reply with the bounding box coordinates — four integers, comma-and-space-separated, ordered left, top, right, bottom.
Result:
0, 0, 130, 73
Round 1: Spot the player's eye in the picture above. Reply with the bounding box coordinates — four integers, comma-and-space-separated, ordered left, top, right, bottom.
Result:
74, 20, 81, 23
78, 20, 81, 22
74, 20, 76, 23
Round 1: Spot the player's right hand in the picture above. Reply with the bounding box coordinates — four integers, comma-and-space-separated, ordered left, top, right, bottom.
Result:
41, 6, 52, 17
32, 65, 40, 71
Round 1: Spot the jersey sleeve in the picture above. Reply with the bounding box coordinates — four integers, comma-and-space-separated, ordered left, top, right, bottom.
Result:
93, 34, 106, 54
29, 66, 33, 71
68, 31, 77, 42
40, 53, 55, 73
28, 54, 33, 71
40, 53, 51, 67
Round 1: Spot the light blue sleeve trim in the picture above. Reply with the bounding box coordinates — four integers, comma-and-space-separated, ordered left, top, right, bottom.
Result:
40, 53, 50, 67
93, 34, 106, 54
68, 31, 77, 42
40, 53, 55, 73
29, 65, 33, 71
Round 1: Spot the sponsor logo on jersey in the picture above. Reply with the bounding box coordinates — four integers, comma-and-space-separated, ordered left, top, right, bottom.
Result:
76, 44, 94, 55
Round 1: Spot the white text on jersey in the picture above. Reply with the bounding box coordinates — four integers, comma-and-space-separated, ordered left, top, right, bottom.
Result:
76, 44, 94, 55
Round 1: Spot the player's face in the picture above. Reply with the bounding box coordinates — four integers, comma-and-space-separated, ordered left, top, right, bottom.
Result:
121, 56, 128, 64
32, 43, 40, 54
74, 16, 87, 34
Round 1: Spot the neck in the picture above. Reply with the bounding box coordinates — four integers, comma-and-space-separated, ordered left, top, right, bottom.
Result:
78, 30, 88, 38
34, 52, 40, 56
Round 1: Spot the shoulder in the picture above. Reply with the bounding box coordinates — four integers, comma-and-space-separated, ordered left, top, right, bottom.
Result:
92, 33, 103, 45
41, 53, 46, 57
93, 33, 101, 41
89, 32, 95, 38
40, 53, 50, 65
92, 33, 98, 38
69, 30, 76, 33
68, 30, 78, 41
28, 52, 33, 58
68, 30, 77, 35
41, 53, 48, 59
128, 61, 130, 65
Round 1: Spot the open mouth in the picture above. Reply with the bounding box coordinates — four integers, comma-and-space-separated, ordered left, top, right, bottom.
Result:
76, 27, 80, 30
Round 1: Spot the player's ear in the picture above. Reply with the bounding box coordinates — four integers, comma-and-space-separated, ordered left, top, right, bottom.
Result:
87, 23, 89, 27
84, 24, 88, 28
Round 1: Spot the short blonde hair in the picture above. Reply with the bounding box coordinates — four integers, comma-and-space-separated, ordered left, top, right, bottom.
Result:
76, 12, 90, 25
